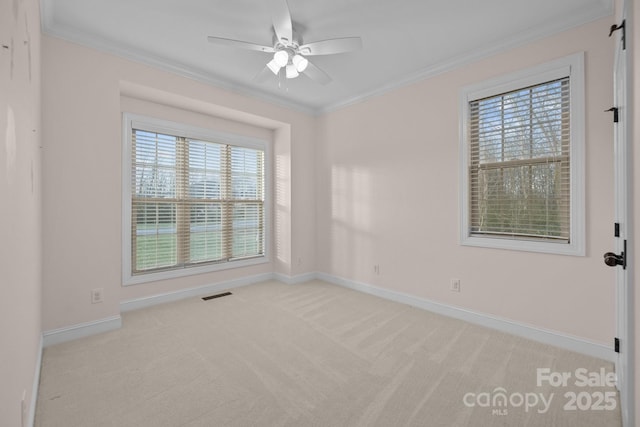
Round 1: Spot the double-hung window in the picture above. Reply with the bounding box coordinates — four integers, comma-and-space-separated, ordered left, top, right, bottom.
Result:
460, 53, 585, 255
123, 114, 268, 284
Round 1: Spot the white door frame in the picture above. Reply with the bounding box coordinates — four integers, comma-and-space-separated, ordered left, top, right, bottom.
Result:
611, 1, 633, 425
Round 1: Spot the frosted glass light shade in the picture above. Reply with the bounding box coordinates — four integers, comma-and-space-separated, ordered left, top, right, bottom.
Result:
286, 64, 299, 79
292, 54, 308, 72
273, 50, 289, 67
267, 59, 281, 75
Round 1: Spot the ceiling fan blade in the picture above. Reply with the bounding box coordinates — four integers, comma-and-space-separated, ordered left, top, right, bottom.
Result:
253, 66, 274, 83
299, 37, 363, 56
207, 36, 274, 53
303, 60, 332, 85
271, 0, 293, 45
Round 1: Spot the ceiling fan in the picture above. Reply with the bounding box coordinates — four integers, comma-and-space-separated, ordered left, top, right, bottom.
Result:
207, 0, 362, 85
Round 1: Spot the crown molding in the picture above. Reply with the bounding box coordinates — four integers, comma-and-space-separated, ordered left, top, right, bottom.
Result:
318, 3, 612, 114
40, 4, 317, 116
40, 0, 611, 117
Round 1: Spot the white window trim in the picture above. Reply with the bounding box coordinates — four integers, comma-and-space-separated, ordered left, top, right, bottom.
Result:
122, 113, 271, 286
459, 52, 585, 256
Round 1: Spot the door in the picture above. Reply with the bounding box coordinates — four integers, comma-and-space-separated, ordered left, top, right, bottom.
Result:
605, 7, 631, 426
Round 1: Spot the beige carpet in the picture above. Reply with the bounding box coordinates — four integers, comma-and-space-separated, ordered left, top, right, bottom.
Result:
36, 280, 621, 426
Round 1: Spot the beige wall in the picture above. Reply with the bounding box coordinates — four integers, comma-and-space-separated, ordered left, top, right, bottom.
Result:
316, 17, 616, 345
41, 10, 639, 422
41, 36, 317, 331
0, 0, 42, 425
41, 17, 619, 343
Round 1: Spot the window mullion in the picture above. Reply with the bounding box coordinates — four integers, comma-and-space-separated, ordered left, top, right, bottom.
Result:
176, 137, 189, 266
500, 96, 506, 232
131, 133, 138, 272
222, 145, 233, 260
257, 151, 265, 254
528, 88, 533, 234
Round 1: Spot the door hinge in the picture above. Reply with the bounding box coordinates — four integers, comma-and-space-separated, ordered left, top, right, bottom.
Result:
614, 222, 620, 237
609, 20, 626, 50
605, 107, 619, 123
614, 337, 620, 353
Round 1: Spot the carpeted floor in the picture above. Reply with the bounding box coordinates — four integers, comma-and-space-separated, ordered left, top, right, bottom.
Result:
35, 280, 621, 426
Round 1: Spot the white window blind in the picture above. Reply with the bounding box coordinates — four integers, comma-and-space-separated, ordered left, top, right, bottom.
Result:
130, 128, 265, 275
468, 77, 570, 242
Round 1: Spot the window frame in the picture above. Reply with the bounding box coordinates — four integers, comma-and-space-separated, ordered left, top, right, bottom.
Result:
459, 53, 585, 256
122, 113, 271, 286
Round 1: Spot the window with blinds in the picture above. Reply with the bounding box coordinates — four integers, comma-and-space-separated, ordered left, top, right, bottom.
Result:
128, 123, 266, 277
460, 54, 584, 255
468, 78, 570, 243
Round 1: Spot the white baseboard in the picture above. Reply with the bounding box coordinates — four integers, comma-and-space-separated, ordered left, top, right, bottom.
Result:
45, 273, 294, 347
274, 272, 318, 285
120, 272, 275, 312
41, 271, 613, 364
42, 316, 122, 348
316, 272, 615, 362
28, 335, 43, 427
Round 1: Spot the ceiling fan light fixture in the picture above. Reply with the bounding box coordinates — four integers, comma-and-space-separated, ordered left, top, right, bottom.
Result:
208, 0, 360, 86
292, 54, 308, 72
273, 50, 289, 67
286, 64, 299, 79
267, 59, 282, 75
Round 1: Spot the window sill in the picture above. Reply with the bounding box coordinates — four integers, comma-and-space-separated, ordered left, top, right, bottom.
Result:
123, 256, 270, 286
461, 235, 585, 257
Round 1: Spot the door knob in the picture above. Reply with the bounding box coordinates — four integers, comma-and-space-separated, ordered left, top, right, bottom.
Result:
604, 240, 626, 269
604, 252, 624, 267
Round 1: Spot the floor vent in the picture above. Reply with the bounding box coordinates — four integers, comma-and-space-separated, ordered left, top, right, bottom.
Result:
202, 292, 232, 301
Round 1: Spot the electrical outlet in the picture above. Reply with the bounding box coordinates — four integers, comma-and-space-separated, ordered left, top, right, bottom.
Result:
297, 257, 302, 266
374, 264, 380, 275
91, 288, 104, 304
450, 279, 461, 292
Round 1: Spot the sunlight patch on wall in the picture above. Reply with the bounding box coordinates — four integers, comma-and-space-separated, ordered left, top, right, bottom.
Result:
5, 105, 16, 184
330, 165, 374, 276
276, 152, 291, 267
331, 165, 372, 229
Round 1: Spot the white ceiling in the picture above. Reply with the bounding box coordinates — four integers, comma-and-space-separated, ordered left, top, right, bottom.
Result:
41, 0, 612, 114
